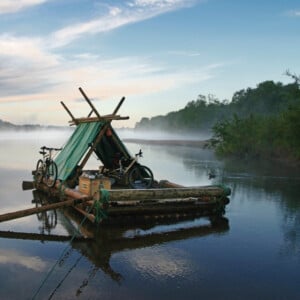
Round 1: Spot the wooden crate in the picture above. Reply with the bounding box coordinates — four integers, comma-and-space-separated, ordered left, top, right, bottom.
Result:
79, 176, 111, 198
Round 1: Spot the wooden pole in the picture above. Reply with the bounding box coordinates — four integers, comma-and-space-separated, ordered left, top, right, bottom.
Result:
60, 101, 78, 125
113, 97, 125, 115
0, 196, 91, 223
79, 122, 109, 170
78, 87, 101, 120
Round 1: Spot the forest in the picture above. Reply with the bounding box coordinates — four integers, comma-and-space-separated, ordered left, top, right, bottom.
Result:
135, 77, 300, 163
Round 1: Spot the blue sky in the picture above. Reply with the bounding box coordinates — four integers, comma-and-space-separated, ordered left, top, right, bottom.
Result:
0, 0, 299, 127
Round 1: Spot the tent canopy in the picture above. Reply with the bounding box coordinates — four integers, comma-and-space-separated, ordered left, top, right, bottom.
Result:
55, 122, 131, 181
55, 89, 131, 181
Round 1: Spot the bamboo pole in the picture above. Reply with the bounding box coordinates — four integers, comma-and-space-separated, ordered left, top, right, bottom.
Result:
0, 196, 91, 223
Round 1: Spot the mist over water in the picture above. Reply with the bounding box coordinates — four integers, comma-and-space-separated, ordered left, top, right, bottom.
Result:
117, 128, 212, 141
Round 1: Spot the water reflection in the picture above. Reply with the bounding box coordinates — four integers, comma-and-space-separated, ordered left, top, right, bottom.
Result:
11, 190, 229, 298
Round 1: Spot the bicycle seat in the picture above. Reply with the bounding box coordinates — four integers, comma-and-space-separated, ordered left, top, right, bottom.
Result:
39, 151, 46, 155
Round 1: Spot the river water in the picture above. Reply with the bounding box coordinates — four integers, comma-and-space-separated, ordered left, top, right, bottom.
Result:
0, 130, 299, 300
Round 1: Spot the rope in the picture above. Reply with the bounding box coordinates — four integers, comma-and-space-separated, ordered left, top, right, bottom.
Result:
31, 203, 94, 300
93, 188, 110, 224
58, 181, 67, 198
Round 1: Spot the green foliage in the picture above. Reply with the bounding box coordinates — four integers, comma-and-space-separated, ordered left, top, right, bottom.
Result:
212, 102, 300, 161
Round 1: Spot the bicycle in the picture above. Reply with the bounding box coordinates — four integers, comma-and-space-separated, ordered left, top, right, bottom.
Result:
35, 146, 62, 187
105, 150, 154, 189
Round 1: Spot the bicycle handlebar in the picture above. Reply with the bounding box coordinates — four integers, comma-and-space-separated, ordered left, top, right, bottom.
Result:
40, 146, 62, 151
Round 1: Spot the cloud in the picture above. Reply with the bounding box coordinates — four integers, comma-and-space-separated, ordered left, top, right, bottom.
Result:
125, 247, 193, 279
0, 34, 62, 95
286, 9, 300, 17
0, 0, 48, 14
0, 0, 218, 126
50, 0, 197, 48
0, 249, 47, 271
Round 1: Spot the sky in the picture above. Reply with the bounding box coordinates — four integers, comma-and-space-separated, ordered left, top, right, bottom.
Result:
0, 0, 299, 128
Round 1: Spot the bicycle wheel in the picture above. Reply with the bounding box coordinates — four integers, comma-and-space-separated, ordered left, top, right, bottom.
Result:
35, 159, 44, 183
128, 165, 153, 189
45, 161, 58, 187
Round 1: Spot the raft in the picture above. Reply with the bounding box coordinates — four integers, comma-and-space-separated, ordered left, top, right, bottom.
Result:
19, 87, 231, 226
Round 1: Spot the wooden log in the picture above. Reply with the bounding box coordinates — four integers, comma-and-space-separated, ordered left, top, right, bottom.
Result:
69, 115, 129, 125
0, 196, 91, 223
86, 197, 210, 207
73, 205, 96, 223
158, 180, 184, 188
22, 181, 35, 190
106, 202, 219, 216
99, 186, 230, 202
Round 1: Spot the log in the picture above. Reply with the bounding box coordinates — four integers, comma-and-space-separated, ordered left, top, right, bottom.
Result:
22, 181, 35, 190
0, 230, 89, 242
69, 115, 129, 125
99, 186, 230, 202
0, 196, 91, 223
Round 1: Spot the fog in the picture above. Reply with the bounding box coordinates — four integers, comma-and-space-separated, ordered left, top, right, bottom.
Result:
117, 128, 212, 141
0, 128, 211, 143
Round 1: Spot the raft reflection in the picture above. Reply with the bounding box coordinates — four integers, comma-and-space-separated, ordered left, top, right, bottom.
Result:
21, 191, 228, 297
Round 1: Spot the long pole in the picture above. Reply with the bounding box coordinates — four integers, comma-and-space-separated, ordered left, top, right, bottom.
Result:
0, 197, 91, 223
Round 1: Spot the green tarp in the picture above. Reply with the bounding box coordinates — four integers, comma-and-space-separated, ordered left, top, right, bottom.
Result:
55, 122, 104, 181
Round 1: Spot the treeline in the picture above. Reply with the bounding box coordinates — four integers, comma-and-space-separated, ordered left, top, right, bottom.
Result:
135, 79, 300, 162
0, 119, 68, 131
135, 81, 300, 132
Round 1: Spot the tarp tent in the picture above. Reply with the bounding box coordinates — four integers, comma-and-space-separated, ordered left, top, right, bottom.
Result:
54, 88, 131, 182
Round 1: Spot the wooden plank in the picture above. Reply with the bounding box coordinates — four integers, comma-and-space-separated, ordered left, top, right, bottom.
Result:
78, 87, 101, 120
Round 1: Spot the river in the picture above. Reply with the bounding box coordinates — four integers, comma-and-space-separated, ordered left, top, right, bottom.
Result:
0, 130, 299, 299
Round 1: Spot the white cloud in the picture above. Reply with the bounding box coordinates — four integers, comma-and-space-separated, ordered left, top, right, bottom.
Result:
0, 0, 48, 14
50, 0, 197, 48
0, 249, 47, 271
125, 247, 192, 278
0, 34, 62, 95
289, 10, 300, 17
